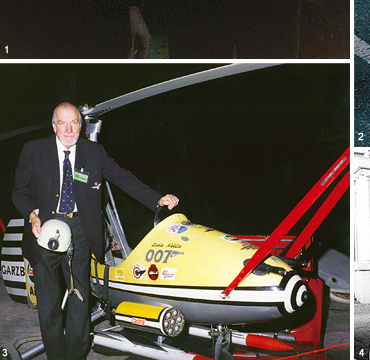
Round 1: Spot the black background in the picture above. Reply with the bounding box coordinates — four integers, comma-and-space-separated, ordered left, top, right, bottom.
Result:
0, 63, 349, 255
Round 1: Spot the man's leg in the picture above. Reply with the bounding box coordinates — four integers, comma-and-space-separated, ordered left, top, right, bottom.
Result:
33, 251, 66, 360
61, 217, 91, 360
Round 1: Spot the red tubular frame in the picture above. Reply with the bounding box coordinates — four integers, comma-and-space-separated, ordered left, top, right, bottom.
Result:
222, 147, 350, 297
0, 217, 6, 234
286, 170, 349, 258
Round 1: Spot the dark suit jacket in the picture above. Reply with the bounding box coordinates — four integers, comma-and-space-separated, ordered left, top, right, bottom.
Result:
12, 135, 161, 265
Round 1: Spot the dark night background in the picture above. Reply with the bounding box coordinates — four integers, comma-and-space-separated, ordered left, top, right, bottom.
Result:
0, 0, 350, 59
0, 63, 349, 256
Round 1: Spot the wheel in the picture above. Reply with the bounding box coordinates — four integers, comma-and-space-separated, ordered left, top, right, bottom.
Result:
205, 348, 235, 360
0, 345, 22, 360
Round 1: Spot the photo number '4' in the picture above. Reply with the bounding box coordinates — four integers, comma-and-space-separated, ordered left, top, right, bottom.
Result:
359, 348, 366, 357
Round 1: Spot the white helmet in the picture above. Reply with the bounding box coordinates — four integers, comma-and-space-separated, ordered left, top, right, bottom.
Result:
37, 219, 71, 252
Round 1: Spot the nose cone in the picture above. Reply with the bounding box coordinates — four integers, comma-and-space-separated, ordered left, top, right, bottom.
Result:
280, 272, 308, 315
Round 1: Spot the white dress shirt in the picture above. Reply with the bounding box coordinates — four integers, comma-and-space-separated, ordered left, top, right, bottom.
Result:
56, 137, 78, 213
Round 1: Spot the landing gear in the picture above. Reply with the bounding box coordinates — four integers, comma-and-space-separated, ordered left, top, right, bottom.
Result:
205, 348, 235, 360
205, 326, 235, 360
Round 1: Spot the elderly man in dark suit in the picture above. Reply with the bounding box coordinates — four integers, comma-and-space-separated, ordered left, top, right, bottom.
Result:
12, 102, 179, 360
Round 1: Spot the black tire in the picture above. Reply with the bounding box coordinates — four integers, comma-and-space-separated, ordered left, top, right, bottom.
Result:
205, 348, 235, 360
0, 345, 22, 360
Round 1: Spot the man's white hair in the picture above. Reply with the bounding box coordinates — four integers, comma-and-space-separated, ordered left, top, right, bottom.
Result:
52, 102, 82, 127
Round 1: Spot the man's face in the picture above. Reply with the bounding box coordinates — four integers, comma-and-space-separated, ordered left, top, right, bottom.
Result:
53, 106, 81, 148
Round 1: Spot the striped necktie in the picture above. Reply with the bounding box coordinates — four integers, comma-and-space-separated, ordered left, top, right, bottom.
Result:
59, 150, 75, 213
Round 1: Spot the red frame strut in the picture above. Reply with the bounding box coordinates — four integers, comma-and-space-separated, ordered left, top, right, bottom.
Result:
286, 170, 349, 258
221, 147, 350, 297
0, 217, 6, 234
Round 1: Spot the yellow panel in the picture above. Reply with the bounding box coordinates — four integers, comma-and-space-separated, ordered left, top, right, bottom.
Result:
116, 301, 166, 320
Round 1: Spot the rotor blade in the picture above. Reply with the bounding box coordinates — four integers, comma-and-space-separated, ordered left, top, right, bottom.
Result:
221, 147, 350, 298
80, 63, 282, 118
285, 170, 349, 258
0, 122, 49, 142
0, 64, 281, 141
